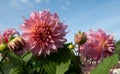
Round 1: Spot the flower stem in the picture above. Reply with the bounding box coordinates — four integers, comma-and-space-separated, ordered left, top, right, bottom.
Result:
76, 44, 82, 74
0, 50, 9, 64
39, 64, 45, 74
0, 49, 9, 74
0, 68, 4, 74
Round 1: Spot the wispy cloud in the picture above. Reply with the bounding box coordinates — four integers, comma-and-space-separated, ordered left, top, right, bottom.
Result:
35, 0, 41, 3
35, 0, 49, 5
61, 1, 70, 10
9, 0, 21, 8
46, 0, 50, 5
89, 15, 120, 30
20, 0, 29, 3
61, 6, 67, 10
9, 0, 33, 9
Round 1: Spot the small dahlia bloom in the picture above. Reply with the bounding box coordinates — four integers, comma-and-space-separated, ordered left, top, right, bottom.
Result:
0, 28, 19, 51
20, 10, 67, 56
79, 29, 115, 61
0, 28, 19, 44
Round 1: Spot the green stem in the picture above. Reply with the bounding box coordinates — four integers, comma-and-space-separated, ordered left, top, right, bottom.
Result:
0, 50, 9, 64
77, 44, 82, 74
0, 68, 4, 74
39, 64, 44, 74
0, 51, 9, 74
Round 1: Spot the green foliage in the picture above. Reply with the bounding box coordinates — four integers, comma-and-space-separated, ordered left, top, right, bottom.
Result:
0, 62, 13, 74
22, 52, 32, 64
9, 66, 24, 74
0, 43, 73, 74
115, 40, 120, 60
90, 54, 119, 74
42, 44, 72, 74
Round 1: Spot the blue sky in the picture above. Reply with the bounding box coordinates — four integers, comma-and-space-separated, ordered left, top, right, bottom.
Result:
0, 0, 120, 42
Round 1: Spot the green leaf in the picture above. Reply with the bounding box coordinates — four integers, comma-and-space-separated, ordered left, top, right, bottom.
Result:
65, 55, 82, 74
45, 62, 57, 74
22, 52, 32, 63
7, 52, 22, 65
9, 66, 24, 74
115, 40, 120, 60
0, 62, 13, 74
56, 60, 70, 74
45, 60, 70, 74
43, 44, 72, 74
91, 54, 119, 74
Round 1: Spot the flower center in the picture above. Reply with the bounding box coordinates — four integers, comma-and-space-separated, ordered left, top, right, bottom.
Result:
35, 26, 51, 42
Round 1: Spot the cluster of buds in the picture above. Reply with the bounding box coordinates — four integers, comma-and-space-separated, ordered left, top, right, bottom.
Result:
0, 36, 25, 56
74, 31, 87, 45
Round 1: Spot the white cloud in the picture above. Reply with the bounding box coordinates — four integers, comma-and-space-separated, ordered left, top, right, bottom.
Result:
9, 0, 33, 9
20, 0, 29, 3
35, 0, 42, 3
61, 6, 67, 10
65, 1, 70, 6
80, 15, 120, 30
46, 0, 49, 5
9, 0, 21, 8
35, 0, 49, 4
61, 1, 70, 10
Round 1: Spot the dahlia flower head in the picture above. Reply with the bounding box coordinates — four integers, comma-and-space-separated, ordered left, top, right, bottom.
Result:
0, 28, 18, 44
79, 29, 115, 61
20, 10, 67, 56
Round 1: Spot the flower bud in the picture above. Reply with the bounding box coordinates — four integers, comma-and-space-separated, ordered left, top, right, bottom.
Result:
8, 36, 25, 54
74, 31, 87, 45
0, 43, 8, 51
68, 43, 74, 50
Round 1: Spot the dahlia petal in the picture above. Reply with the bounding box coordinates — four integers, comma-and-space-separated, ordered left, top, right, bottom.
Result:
51, 44, 57, 49
108, 48, 113, 52
38, 49, 42, 55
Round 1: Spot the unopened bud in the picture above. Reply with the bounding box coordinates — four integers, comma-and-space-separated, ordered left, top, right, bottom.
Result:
74, 31, 87, 45
68, 43, 74, 50
0, 43, 8, 51
8, 36, 25, 53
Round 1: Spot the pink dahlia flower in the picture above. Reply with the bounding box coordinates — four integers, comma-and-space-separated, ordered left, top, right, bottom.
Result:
20, 10, 67, 56
0, 28, 19, 44
79, 29, 115, 61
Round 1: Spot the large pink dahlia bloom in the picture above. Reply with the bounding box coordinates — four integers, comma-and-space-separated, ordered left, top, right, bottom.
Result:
20, 10, 67, 56
79, 29, 115, 61
0, 28, 18, 44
